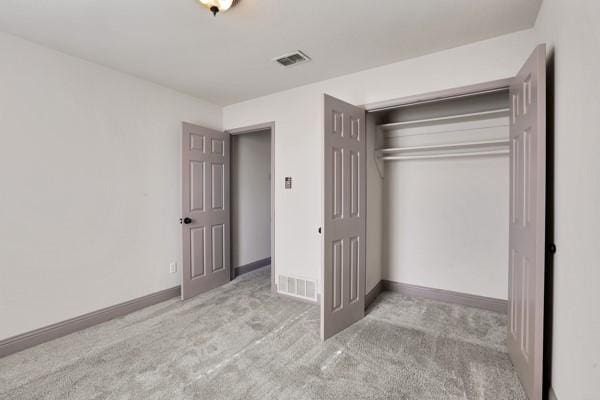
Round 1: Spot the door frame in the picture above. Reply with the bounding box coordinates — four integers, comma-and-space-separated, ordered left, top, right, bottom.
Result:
225, 122, 276, 292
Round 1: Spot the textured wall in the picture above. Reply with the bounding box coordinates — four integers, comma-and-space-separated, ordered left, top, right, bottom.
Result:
0, 32, 222, 340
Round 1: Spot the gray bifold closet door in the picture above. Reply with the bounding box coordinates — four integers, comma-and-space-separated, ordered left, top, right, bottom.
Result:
508, 44, 547, 400
181, 122, 231, 300
321, 94, 366, 340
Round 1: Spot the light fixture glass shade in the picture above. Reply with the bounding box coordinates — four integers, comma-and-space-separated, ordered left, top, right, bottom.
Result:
197, 0, 234, 13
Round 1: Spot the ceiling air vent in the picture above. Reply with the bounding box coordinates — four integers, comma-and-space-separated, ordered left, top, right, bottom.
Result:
273, 51, 311, 67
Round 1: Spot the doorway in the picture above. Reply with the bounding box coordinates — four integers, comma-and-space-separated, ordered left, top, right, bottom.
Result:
180, 122, 276, 299
230, 128, 272, 280
227, 123, 276, 291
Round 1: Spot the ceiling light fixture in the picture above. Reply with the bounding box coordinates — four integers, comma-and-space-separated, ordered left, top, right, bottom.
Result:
196, 0, 237, 16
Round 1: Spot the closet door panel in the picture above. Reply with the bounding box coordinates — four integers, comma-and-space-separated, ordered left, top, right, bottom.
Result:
322, 94, 366, 340
507, 44, 546, 400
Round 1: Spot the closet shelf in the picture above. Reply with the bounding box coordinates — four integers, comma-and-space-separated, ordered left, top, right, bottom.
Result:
377, 108, 510, 131
376, 139, 509, 155
380, 149, 509, 161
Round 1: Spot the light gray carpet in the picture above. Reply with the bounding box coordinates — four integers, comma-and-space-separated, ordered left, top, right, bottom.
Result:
0, 267, 526, 399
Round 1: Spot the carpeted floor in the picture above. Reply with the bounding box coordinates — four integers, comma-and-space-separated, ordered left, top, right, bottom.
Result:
0, 267, 526, 400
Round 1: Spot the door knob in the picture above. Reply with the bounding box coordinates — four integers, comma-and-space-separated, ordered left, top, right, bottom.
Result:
180, 217, 192, 224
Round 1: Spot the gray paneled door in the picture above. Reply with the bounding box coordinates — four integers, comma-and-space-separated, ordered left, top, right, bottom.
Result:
321, 94, 366, 340
181, 122, 230, 300
508, 44, 546, 400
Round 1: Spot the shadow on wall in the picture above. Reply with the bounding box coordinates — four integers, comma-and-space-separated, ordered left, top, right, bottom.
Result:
543, 47, 555, 400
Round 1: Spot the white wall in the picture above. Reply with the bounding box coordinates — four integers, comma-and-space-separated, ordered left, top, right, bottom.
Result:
383, 156, 509, 300
366, 115, 384, 293
0, 32, 222, 340
231, 130, 271, 267
223, 29, 537, 293
533, 1, 600, 398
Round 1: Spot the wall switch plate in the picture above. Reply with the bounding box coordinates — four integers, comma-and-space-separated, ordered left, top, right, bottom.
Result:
169, 262, 177, 274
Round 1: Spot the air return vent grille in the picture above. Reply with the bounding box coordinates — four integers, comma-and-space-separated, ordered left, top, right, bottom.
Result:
273, 51, 311, 67
278, 275, 317, 302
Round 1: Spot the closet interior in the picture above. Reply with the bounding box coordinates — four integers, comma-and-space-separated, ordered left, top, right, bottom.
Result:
366, 89, 512, 304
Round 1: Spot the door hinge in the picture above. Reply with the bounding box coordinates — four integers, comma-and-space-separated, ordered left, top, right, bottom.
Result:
548, 243, 557, 254
318, 227, 322, 234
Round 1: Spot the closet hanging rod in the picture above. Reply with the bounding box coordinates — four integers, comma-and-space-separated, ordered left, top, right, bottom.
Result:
381, 149, 509, 161
377, 139, 509, 154
378, 108, 510, 130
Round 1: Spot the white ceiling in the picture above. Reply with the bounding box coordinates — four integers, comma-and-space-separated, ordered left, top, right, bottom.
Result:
0, 0, 542, 105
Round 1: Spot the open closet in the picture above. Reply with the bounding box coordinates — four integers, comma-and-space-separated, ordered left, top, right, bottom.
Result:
321, 44, 547, 400
367, 89, 511, 304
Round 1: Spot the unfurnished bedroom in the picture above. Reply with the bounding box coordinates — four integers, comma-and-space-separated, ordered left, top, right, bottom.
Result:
0, 1, 598, 400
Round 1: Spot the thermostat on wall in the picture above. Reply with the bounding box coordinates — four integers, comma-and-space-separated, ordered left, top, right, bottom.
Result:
285, 177, 292, 189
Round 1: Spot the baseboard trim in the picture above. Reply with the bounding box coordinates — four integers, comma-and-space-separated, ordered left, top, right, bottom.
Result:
549, 387, 558, 400
234, 257, 271, 277
381, 280, 508, 314
0, 286, 181, 359
365, 281, 384, 310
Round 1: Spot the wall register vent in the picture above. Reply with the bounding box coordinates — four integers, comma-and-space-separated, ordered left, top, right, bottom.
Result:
278, 274, 317, 302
